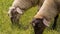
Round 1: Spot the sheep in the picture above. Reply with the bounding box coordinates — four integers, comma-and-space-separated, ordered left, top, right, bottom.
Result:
8, 0, 59, 32
8, 0, 59, 33
31, 0, 60, 34
8, 0, 44, 26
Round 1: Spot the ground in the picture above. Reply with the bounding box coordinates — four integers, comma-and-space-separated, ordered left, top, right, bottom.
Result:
0, 0, 60, 34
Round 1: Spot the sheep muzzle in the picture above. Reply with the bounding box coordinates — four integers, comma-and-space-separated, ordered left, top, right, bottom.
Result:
10, 15, 19, 24
31, 18, 46, 34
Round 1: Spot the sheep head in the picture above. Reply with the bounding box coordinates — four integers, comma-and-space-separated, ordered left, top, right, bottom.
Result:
31, 18, 47, 34
8, 7, 23, 25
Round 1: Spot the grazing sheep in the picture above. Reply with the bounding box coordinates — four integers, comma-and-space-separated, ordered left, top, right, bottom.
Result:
8, 0, 44, 26
31, 0, 60, 34
8, 0, 59, 34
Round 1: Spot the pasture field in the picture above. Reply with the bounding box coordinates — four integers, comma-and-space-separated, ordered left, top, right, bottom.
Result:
0, 0, 60, 34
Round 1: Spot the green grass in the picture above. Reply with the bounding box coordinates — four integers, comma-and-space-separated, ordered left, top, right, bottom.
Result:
0, 0, 60, 34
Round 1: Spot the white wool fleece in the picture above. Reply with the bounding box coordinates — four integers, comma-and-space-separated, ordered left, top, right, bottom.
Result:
12, 0, 38, 9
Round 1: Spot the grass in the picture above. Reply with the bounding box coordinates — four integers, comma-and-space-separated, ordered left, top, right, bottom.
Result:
0, 0, 60, 34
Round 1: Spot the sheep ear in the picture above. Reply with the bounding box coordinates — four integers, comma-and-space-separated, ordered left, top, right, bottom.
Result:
16, 8, 23, 14
43, 19, 50, 27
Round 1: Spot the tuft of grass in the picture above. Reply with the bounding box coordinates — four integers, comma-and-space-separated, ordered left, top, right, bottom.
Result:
0, 0, 60, 34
